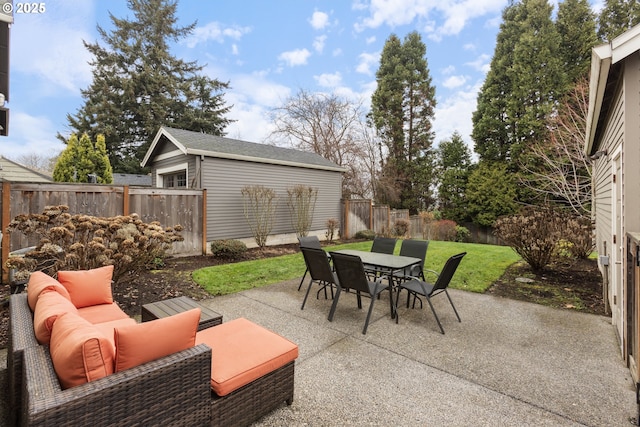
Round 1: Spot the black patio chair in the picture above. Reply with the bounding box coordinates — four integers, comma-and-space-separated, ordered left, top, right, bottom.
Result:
371, 236, 397, 254
394, 239, 430, 307
394, 252, 466, 334
329, 252, 391, 335
366, 236, 398, 280
300, 246, 338, 310
297, 236, 323, 291
397, 239, 429, 280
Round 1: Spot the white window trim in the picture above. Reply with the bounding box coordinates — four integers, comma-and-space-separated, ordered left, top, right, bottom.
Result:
156, 162, 189, 188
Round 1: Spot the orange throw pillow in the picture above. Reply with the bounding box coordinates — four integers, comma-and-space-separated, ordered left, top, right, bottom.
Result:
26, 271, 71, 311
50, 312, 115, 389
33, 289, 78, 345
114, 308, 200, 372
57, 265, 114, 308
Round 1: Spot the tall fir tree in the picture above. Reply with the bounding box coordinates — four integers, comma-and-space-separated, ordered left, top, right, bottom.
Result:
556, 0, 598, 88
369, 31, 436, 214
53, 134, 113, 183
62, 0, 233, 173
472, 2, 520, 162
436, 132, 472, 223
473, 0, 564, 166
597, 0, 640, 42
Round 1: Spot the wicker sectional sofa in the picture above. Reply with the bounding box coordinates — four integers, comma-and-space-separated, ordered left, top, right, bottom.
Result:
9, 269, 297, 426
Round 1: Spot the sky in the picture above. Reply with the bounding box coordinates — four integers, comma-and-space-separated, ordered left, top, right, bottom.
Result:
2, 0, 605, 163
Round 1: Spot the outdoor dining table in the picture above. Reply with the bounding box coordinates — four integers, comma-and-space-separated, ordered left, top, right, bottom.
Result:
330, 249, 422, 319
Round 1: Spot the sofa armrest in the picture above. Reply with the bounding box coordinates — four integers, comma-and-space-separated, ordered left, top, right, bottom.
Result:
8, 293, 38, 425
22, 344, 212, 426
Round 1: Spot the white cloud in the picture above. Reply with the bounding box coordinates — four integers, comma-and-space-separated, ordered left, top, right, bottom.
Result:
185, 22, 251, 48
433, 81, 482, 152
313, 35, 327, 53
12, 7, 94, 94
443, 75, 466, 89
355, 0, 506, 39
315, 72, 342, 88
278, 49, 311, 67
356, 51, 379, 75
1, 112, 64, 158
222, 73, 292, 143
466, 53, 491, 74
309, 11, 329, 29
366, 36, 376, 44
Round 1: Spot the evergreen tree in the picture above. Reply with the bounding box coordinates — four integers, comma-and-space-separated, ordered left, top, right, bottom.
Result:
369, 31, 437, 214
556, 0, 598, 87
436, 132, 472, 223
465, 161, 518, 227
62, 0, 233, 173
53, 134, 114, 183
472, 2, 520, 162
597, 0, 640, 42
507, 0, 564, 163
473, 0, 564, 166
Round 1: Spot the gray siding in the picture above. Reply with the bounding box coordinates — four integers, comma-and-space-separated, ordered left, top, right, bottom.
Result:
201, 157, 342, 241
149, 153, 196, 188
593, 85, 623, 260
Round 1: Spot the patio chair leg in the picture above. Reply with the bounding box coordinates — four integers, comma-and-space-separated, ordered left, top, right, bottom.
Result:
356, 291, 362, 309
362, 297, 377, 334
301, 279, 315, 310
298, 269, 308, 291
445, 289, 461, 322
395, 288, 402, 324
328, 287, 342, 321
426, 296, 445, 334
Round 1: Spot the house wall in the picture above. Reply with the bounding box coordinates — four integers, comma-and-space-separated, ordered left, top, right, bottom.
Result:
592, 55, 640, 352
592, 74, 624, 340
150, 153, 197, 188
201, 156, 342, 243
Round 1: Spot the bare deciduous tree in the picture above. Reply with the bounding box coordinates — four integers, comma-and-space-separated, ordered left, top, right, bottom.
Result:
268, 89, 380, 199
12, 152, 59, 176
520, 78, 592, 219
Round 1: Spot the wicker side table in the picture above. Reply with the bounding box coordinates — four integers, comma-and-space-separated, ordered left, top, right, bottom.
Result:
141, 296, 223, 331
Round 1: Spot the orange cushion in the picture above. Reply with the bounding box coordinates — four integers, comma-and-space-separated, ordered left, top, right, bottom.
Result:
26, 271, 71, 311
50, 312, 115, 389
57, 265, 114, 308
195, 318, 299, 396
78, 303, 130, 324
33, 290, 79, 345
114, 308, 200, 372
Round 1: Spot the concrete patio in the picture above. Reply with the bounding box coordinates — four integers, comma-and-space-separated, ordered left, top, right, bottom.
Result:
1, 278, 636, 426
207, 279, 636, 426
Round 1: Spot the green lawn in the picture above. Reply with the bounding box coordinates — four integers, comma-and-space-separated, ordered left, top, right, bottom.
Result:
192, 240, 520, 296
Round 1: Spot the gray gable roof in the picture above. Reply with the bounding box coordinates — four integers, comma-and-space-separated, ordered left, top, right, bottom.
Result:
0, 156, 52, 183
142, 126, 346, 172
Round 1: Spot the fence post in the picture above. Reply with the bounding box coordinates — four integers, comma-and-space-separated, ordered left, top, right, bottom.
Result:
343, 199, 350, 239
2, 181, 10, 283
123, 185, 130, 215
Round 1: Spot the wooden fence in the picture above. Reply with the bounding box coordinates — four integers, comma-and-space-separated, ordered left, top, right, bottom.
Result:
341, 198, 499, 245
1, 182, 205, 283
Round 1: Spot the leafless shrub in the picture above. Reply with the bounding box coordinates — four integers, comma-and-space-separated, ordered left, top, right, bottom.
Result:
4, 205, 183, 283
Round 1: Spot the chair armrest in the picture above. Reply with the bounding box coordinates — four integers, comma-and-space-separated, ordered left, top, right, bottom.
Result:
23, 344, 212, 426
423, 269, 439, 279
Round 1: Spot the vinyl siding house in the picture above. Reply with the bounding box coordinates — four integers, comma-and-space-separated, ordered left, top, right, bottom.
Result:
141, 126, 346, 247
586, 24, 640, 382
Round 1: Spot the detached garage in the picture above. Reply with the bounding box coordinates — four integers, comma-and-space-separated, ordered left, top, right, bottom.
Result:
141, 126, 346, 247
